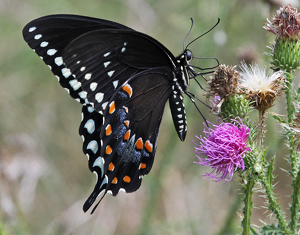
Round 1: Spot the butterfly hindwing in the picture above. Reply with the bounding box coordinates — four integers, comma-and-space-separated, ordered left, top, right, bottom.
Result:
22, 14, 134, 104
82, 67, 173, 212
79, 105, 103, 172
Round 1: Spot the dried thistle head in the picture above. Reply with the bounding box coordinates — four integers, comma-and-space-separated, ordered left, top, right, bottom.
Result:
238, 62, 285, 112
206, 64, 240, 99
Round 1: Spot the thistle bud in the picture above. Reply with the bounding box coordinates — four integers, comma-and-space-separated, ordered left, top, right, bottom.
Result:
264, 5, 300, 71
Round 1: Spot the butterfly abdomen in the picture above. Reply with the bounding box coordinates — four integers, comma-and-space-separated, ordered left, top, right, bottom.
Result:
169, 84, 187, 141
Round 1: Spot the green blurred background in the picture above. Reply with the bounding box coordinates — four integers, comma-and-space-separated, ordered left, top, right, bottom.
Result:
0, 0, 298, 234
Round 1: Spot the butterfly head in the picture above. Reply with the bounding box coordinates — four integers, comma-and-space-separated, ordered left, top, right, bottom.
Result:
175, 49, 198, 89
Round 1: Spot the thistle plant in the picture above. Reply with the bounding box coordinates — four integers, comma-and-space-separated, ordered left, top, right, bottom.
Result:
194, 4, 300, 234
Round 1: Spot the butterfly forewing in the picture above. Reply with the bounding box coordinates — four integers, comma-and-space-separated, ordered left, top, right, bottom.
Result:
61, 29, 177, 113
22, 15, 133, 103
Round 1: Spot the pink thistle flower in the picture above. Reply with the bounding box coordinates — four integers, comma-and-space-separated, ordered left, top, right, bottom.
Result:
194, 118, 251, 182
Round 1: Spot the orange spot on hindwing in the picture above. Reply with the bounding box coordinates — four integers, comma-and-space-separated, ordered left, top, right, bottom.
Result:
108, 162, 115, 171
122, 84, 133, 97
124, 120, 129, 127
106, 145, 112, 154
124, 130, 130, 141
139, 163, 147, 169
123, 175, 131, 183
112, 177, 118, 184
136, 138, 143, 150
123, 106, 129, 113
145, 140, 153, 153
109, 101, 115, 114
105, 124, 112, 136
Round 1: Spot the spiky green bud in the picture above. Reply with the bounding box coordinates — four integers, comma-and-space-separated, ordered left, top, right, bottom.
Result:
220, 94, 252, 122
270, 37, 300, 71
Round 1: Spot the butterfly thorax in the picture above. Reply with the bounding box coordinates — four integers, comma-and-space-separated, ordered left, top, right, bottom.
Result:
174, 49, 194, 91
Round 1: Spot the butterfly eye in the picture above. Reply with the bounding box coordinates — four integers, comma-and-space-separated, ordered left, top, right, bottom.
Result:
185, 50, 193, 62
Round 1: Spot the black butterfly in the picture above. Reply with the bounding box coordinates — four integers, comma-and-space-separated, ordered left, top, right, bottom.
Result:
23, 14, 217, 213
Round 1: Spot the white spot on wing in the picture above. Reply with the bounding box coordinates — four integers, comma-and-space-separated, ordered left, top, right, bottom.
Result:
84, 119, 95, 134
102, 101, 108, 110
104, 61, 111, 68
61, 68, 71, 78
87, 140, 98, 154
119, 188, 126, 193
79, 91, 87, 99
85, 73, 92, 80
47, 49, 57, 56
40, 41, 48, 47
121, 47, 126, 53
87, 106, 94, 113
90, 82, 98, 91
103, 52, 111, 57
113, 80, 118, 89
80, 66, 86, 72
93, 157, 104, 174
177, 114, 182, 118
95, 92, 104, 103
34, 34, 42, 40
69, 79, 81, 91
54, 57, 63, 66
29, 27, 36, 32
107, 70, 115, 77
107, 190, 113, 195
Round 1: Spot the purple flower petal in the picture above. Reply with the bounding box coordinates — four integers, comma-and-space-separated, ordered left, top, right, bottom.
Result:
194, 117, 251, 182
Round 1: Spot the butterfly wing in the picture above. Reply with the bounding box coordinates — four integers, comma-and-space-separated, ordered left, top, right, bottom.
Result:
22, 14, 133, 103
81, 67, 173, 212
61, 28, 176, 113
23, 15, 185, 213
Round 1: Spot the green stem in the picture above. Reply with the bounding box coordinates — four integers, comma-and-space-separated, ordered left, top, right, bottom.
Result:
258, 110, 265, 147
258, 174, 290, 234
285, 72, 298, 178
290, 170, 300, 233
285, 72, 295, 124
242, 177, 255, 235
285, 71, 300, 233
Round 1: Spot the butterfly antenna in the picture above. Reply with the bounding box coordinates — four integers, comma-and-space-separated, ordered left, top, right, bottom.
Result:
185, 18, 220, 49
183, 18, 194, 51
193, 56, 220, 69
